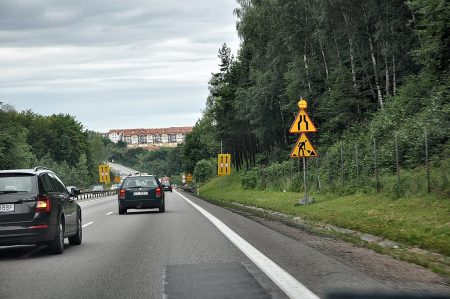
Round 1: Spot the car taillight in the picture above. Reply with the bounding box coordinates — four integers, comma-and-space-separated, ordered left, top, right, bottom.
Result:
119, 189, 125, 199
156, 187, 161, 198
36, 195, 51, 213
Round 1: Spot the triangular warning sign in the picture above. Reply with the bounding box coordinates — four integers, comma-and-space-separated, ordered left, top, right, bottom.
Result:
290, 134, 318, 158
289, 109, 317, 133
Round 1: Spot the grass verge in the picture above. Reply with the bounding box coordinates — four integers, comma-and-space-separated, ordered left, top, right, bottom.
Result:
199, 173, 450, 276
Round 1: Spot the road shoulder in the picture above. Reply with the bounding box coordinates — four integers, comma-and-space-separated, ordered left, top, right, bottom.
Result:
181, 190, 450, 295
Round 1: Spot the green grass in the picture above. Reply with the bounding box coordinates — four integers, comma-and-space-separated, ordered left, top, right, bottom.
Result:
200, 174, 450, 256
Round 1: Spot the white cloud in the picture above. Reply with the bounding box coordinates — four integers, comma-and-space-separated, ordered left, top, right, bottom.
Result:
0, 0, 240, 131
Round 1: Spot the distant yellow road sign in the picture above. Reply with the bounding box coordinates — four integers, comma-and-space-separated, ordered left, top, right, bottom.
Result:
114, 176, 121, 183
98, 164, 110, 183
218, 154, 231, 176
290, 134, 318, 158
289, 109, 317, 133
186, 173, 193, 182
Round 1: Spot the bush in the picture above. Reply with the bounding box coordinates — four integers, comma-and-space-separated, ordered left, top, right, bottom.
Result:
241, 169, 259, 189
194, 159, 214, 183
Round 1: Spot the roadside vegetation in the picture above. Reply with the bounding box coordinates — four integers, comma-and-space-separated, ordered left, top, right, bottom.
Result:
200, 169, 450, 256
0, 108, 108, 188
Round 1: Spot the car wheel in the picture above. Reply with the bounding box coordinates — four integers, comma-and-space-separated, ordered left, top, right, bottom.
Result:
159, 200, 165, 213
68, 214, 82, 245
119, 206, 126, 215
48, 219, 64, 254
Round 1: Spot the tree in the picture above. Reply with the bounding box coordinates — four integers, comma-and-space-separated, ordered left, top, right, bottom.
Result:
0, 112, 33, 169
194, 159, 214, 183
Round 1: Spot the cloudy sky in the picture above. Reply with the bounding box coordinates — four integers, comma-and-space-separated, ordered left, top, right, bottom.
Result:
0, 0, 240, 132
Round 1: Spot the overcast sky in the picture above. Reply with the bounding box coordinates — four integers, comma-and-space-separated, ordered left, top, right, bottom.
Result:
0, 0, 240, 132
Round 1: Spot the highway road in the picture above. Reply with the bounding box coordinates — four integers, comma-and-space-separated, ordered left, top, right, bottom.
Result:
1, 191, 449, 299
107, 162, 138, 177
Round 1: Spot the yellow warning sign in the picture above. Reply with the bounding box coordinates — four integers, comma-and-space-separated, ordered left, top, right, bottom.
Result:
114, 176, 121, 183
289, 109, 317, 133
98, 164, 110, 183
290, 134, 318, 158
186, 173, 193, 182
218, 154, 231, 176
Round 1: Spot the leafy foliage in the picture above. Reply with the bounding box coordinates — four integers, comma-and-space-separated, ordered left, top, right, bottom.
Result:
0, 107, 105, 188
194, 159, 214, 183
183, 0, 448, 198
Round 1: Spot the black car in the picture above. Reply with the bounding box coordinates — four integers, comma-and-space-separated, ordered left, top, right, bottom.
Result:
0, 167, 82, 254
161, 182, 172, 192
118, 175, 165, 214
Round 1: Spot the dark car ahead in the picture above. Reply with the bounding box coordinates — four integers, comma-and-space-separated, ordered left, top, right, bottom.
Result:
118, 175, 165, 214
0, 167, 82, 254
161, 182, 172, 192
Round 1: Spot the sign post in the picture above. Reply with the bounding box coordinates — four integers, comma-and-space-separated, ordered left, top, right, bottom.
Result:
289, 99, 318, 205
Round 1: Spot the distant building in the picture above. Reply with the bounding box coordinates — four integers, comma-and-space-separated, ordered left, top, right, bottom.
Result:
107, 127, 192, 149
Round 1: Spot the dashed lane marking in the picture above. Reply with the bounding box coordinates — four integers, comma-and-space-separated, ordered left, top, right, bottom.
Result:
82, 222, 94, 228
174, 190, 319, 299
106, 211, 113, 215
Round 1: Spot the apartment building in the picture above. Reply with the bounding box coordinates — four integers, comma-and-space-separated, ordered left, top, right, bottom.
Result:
107, 127, 192, 149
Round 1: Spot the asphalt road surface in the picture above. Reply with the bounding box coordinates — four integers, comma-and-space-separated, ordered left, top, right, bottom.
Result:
0, 191, 448, 299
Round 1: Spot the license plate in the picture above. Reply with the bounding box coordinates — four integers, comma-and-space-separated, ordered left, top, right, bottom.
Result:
0, 204, 14, 212
133, 192, 148, 196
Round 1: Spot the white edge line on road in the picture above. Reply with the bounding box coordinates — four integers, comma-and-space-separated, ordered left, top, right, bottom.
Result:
174, 190, 319, 299
106, 211, 113, 215
82, 222, 94, 228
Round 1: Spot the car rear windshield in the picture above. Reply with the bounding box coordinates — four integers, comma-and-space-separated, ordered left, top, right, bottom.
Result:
0, 174, 37, 193
123, 176, 158, 188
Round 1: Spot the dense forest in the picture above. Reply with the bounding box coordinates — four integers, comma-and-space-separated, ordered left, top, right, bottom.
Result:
182, 0, 449, 192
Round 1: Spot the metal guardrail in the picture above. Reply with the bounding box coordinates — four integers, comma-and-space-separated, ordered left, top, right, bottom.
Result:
76, 190, 118, 200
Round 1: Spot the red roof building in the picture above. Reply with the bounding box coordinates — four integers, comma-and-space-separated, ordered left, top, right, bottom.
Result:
107, 127, 192, 148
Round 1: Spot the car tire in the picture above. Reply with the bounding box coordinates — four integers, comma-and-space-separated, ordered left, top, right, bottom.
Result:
48, 219, 64, 254
119, 207, 126, 215
68, 213, 82, 245
159, 200, 165, 213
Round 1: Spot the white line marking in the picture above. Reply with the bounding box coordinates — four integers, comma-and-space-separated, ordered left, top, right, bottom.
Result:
82, 222, 94, 228
174, 191, 318, 299
106, 211, 113, 215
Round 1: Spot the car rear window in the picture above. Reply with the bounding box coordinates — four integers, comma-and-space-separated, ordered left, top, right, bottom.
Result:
123, 176, 158, 188
0, 174, 37, 193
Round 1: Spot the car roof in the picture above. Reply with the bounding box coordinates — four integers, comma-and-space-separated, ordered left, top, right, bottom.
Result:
125, 175, 155, 178
0, 169, 54, 175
